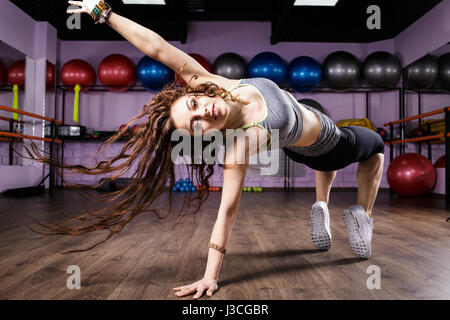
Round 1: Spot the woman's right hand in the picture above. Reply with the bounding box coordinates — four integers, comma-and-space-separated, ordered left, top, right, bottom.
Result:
173, 277, 219, 299
67, 0, 98, 15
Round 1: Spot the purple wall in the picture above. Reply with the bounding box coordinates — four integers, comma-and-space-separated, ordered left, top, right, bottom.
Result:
0, 3, 58, 191
0, 1, 37, 58
394, 0, 450, 66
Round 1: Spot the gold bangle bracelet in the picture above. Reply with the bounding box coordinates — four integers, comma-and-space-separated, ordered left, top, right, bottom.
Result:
208, 242, 226, 255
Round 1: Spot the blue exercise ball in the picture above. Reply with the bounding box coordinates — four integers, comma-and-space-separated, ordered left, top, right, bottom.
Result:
288, 56, 322, 92
136, 56, 174, 91
248, 52, 286, 85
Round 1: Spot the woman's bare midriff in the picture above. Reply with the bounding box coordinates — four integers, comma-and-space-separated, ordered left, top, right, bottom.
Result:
289, 103, 322, 147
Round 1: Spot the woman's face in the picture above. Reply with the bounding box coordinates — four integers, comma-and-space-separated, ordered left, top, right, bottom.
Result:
171, 94, 229, 135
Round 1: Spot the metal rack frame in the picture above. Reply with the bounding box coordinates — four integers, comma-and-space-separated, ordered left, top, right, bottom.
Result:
0, 103, 62, 194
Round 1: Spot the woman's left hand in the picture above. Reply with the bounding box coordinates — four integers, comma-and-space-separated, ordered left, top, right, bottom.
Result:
67, 0, 98, 15
173, 277, 219, 299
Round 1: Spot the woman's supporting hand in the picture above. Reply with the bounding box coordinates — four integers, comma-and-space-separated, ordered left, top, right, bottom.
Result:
173, 277, 219, 299
67, 0, 97, 15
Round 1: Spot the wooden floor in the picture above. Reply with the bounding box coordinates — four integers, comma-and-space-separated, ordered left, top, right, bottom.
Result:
0, 189, 449, 300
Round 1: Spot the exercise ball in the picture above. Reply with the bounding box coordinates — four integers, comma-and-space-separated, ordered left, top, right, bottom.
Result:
6, 60, 25, 121
61, 59, 96, 123
8, 60, 55, 91
387, 153, 436, 197
98, 54, 136, 92
176, 53, 211, 86
6, 60, 56, 91
362, 51, 401, 88
46, 61, 56, 92
137, 55, 174, 91
288, 56, 321, 92
403, 54, 438, 89
0, 61, 6, 87
248, 52, 286, 85
435, 155, 445, 168
437, 53, 450, 91
298, 98, 326, 115
212, 52, 247, 79
322, 51, 360, 88
7, 59, 25, 89
61, 59, 96, 92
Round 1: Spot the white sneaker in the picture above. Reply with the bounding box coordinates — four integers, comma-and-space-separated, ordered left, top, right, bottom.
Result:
310, 201, 332, 250
342, 205, 374, 259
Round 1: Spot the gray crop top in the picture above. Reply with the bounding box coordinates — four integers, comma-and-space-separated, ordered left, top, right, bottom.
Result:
226, 77, 303, 148
226, 77, 341, 156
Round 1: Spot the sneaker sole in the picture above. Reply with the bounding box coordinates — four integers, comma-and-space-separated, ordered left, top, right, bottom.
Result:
342, 209, 371, 258
310, 206, 331, 250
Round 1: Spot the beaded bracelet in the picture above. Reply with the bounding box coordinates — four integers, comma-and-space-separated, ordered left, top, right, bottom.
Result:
208, 242, 226, 255
90, 1, 112, 24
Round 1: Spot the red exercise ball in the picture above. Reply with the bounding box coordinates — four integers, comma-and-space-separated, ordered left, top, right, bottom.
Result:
387, 153, 437, 197
176, 53, 211, 86
46, 61, 56, 92
5, 60, 55, 91
0, 61, 6, 87
8, 59, 25, 89
98, 54, 136, 92
435, 155, 445, 168
61, 59, 96, 92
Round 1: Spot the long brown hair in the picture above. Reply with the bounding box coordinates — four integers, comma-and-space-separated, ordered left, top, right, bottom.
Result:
15, 78, 236, 253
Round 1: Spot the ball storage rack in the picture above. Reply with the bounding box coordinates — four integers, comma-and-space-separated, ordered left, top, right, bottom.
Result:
384, 101, 450, 221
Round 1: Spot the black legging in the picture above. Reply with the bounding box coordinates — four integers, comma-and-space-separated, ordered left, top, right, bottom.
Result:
283, 126, 385, 172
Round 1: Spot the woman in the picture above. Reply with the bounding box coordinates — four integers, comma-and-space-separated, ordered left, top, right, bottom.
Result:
51, 0, 385, 299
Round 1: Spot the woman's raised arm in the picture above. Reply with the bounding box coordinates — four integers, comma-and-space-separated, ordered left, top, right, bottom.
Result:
67, 0, 221, 86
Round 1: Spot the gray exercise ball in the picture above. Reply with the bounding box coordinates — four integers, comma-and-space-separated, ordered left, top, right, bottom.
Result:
212, 52, 247, 79
322, 51, 360, 89
403, 54, 438, 89
298, 98, 326, 115
362, 51, 401, 88
437, 53, 450, 91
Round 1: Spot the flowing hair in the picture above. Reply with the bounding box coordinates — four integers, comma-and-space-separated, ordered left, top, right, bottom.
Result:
14, 78, 237, 253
